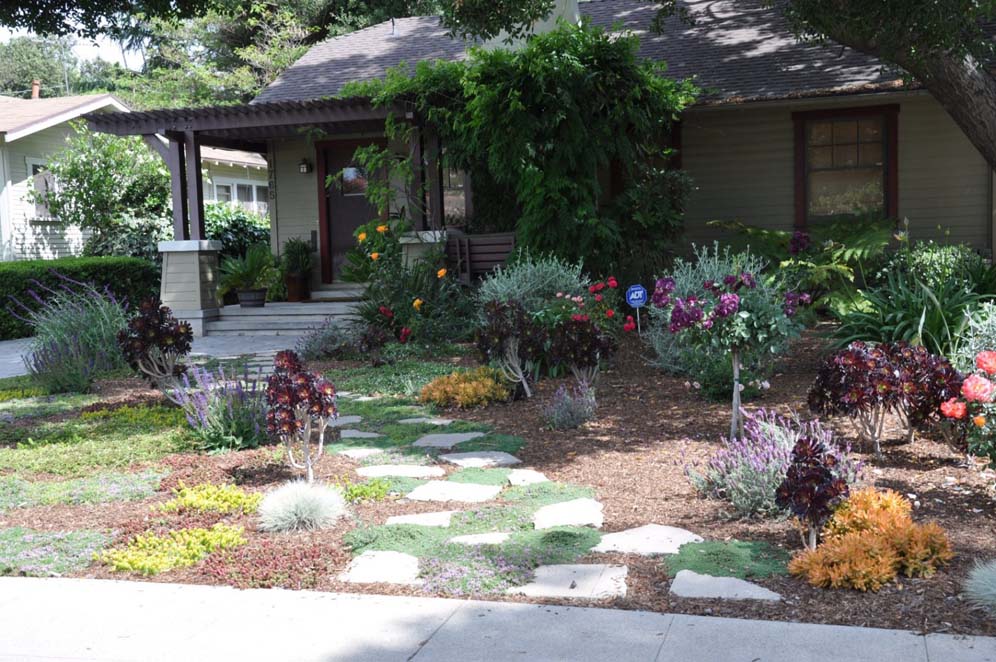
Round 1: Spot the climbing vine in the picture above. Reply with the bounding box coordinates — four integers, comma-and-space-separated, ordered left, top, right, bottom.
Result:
341, 21, 698, 276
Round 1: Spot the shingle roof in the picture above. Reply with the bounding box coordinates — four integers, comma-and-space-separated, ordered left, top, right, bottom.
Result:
255, 0, 903, 106
0, 94, 127, 139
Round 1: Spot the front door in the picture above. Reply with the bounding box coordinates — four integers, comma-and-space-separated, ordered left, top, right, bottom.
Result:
319, 139, 385, 282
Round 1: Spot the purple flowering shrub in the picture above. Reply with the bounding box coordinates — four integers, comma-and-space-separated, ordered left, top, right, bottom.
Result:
808, 341, 962, 457
265, 350, 338, 482
651, 246, 808, 438
172, 365, 269, 452
688, 409, 861, 518
775, 435, 852, 550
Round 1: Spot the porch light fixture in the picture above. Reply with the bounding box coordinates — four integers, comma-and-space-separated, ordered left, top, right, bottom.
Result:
298, 158, 313, 174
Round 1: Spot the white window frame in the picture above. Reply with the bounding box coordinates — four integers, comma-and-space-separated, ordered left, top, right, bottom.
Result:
25, 157, 57, 222
209, 176, 268, 214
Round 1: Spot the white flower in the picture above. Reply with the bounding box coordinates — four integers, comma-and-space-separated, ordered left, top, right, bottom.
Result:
692, 381, 701, 390
761, 380, 771, 390
738, 383, 745, 392
684, 381, 691, 389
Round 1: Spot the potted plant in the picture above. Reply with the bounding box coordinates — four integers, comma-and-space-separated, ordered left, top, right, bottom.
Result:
219, 243, 275, 308
282, 238, 313, 302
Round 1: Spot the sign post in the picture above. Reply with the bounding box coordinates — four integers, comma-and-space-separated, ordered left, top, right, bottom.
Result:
625, 284, 648, 335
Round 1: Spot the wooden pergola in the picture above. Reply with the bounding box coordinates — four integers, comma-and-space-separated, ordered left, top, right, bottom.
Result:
85, 97, 449, 243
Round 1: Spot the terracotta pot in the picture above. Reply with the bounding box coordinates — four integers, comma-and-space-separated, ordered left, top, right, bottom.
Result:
236, 288, 268, 308
285, 274, 310, 302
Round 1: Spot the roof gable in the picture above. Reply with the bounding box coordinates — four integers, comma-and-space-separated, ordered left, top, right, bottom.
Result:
0, 94, 128, 142
254, 0, 901, 107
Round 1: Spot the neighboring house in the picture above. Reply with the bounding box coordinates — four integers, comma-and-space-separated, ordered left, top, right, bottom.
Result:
0, 93, 269, 261
85, 0, 996, 328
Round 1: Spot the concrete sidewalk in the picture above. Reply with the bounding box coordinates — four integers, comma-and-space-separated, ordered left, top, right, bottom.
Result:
0, 578, 993, 662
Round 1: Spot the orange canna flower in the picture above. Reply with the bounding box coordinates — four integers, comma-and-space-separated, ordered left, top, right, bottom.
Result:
974, 415, 987, 428
437, 268, 447, 279
357, 232, 367, 242
376, 224, 389, 234
370, 252, 380, 261
413, 298, 424, 311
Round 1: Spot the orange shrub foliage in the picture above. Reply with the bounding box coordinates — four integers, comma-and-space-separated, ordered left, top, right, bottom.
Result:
790, 488, 954, 591
418, 367, 510, 409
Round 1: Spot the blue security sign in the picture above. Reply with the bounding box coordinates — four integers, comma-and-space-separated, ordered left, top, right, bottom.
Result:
625, 284, 648, 308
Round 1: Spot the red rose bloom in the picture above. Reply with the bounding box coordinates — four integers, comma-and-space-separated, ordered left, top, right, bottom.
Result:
940, 398, 967, 419
605, 309, 615, 318
398, 327, 412, 344
589, 285, 597, 294
976, 351, 996, 375
595, 294, 603, 302
607, 277, 618, 289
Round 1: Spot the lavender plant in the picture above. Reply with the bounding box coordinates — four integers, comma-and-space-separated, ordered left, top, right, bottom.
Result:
687, 409, 862, 518
543, 382, 597, 430
171, 365, 269, 452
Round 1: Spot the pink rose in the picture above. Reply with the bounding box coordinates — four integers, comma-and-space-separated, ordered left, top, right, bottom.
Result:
961, 374, 995, 403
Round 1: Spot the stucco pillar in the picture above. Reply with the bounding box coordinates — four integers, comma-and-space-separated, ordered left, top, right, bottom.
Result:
158, 240, 223, 336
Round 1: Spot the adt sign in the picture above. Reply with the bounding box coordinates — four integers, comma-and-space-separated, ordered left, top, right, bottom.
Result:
625, 284, 648, 309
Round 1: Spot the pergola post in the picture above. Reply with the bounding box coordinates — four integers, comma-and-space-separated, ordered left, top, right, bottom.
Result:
410, 127, 426, 230
183, 131, 206, 240
165, 136, 189, 240
424, 125, 444, 231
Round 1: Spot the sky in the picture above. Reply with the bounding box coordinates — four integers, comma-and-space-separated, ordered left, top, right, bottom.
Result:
0, 27, 143, 69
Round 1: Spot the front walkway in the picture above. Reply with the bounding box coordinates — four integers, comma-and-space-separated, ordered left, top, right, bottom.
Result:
1, 578, 993, 661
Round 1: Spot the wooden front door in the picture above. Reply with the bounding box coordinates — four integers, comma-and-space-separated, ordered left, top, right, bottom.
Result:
317, 139, 385, 282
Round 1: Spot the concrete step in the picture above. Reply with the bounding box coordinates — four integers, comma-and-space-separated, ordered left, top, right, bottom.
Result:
205, 320, 329, 333
218, 303, 358, 318
203, 329, 309, 337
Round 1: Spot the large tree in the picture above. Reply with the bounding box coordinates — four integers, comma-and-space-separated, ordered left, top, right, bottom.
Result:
0, 36, 76, 97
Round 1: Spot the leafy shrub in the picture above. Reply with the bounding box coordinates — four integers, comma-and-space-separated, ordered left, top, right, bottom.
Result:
257, 481, 346, 532
0, 527, 109, 576
547, 317, 616, 385
204, 203, 270, 262
965, 559, 996, 613
172, 365, 268, 451
419, 367, 510, 408
808, 341, 962, 456
158, 482, 262, 515
265, 351, 338, 482
688, 410, 860, 519
297, 319, 353, 361
0, 257, 158, 340
870, 239, 988, 293
835, 270, 981, 357
334, 477, 391, 503
954, 302, 996, 373
84, 214, 172, 263
477, 253, 589, 315
12, 275, 130, 393
475, 301, 548, 398
543, 383, 597, 430
219, 243, 277, 296
99, 523, 246, 575
118, 299, 193, 388
790, 488, 954, 590
775, 436, 851, 550
341, 219, 401, 283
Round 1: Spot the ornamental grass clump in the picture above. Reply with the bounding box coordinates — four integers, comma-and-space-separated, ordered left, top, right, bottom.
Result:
965, 559, 996, 613
257, 481, 346, 532
171, 365, 268, 452
265, 350, 338, 483
543, 382, 597, 430
418, 367, 510, 408
99, 523, 246, 575
688, 410, 860, 519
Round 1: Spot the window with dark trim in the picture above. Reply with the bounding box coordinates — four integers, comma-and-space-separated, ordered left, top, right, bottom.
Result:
793, 105, 898, 227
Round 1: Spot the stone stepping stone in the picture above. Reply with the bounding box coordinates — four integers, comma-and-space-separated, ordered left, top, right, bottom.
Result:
398, 417, 453, 426
507, 469, 548, 486
338, 448, 385, 460
352, 396, 380, 402
386, 511, 457, 527
340, 429, 383, 439
412, 432, 485, 449
330, 415, 363, 428
669, 570, 782, 601
357, 465, 445, 479
406, 481, 502, 503
592, 524, 703, 556
439, 451, 521, 468
447, 532, 511, 546
533, 498, 603, 530
337, 551, 422, 585
508, 564, 627, 599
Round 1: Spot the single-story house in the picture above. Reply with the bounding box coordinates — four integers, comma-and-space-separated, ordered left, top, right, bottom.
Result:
0, 91, 268, 261
85, 0, 996, 332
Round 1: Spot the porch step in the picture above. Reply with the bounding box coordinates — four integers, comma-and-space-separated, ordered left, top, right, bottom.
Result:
203, 302, 360, 337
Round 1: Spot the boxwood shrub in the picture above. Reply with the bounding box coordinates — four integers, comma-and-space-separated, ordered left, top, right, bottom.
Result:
0, 256, 158, 339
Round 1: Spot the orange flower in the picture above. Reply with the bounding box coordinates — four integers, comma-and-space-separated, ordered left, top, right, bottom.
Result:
976, 351, 996, 375
357, 232, 367, 242
940, 398, 967, 420
376, 224, 388, 234
437, 268, 447, 279
370, 252, 380, 261
413, 298, 424, 311
974, 415, 988, 428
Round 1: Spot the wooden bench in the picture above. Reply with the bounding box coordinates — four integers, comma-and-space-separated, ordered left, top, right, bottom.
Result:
445, 231, 516, 284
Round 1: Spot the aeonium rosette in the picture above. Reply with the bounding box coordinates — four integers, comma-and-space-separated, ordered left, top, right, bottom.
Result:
265, 350, 338, 482
939, 350, 996, 466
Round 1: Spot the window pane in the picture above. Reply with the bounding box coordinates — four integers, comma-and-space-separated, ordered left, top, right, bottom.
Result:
216, 184, 231, 202
443, 168, 466, 223
808, 146, 833, 169
255, 185, 269, 201
859, 118, 883, 142
809, 169, 883, 218
833, 144, 858, 167
236, 184, 253, 203
341, 166, 368, 195
858, 142, 884, 167
807, 122, 833, 146
833, 120, 858, 144
31, 164, 53, 218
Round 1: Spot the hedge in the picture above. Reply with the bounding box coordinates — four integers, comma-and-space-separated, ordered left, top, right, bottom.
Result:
0, 257, 159, 340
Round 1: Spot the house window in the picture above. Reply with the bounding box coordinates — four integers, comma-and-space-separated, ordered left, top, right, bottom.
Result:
28, 161, 56, 220
794, 105, 898, 226
341, 166, 368, 196
211, 179, 268, 213
215, 184, 232, 203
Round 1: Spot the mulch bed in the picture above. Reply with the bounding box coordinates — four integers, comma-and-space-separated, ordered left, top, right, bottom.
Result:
5, 332, 995, 635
